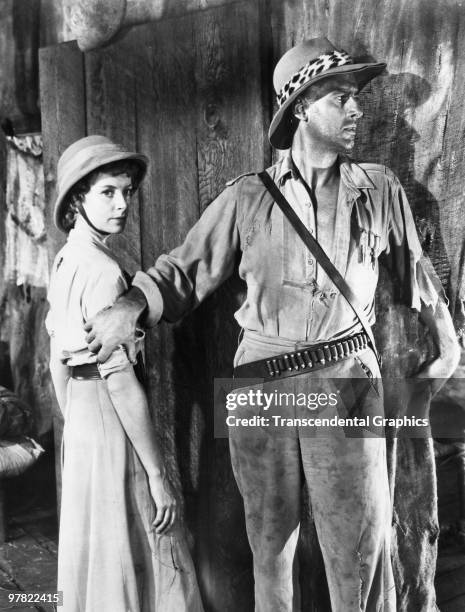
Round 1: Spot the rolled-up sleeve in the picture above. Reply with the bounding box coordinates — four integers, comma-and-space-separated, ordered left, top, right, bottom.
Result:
97, 346, 132, 378
97, 330, 145, 377
132, 271, 164, 327
386, 176, 443, 311
133, 185, 241, 325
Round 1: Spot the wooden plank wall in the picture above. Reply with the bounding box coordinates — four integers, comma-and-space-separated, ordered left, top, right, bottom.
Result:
40, 3, 267, 609
39, 42, 86, 503
39, 1, 465, 610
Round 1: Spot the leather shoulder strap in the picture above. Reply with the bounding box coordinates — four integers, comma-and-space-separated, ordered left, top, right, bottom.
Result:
258, 170, 380, 365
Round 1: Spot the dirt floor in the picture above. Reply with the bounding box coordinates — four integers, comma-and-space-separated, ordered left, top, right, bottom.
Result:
0, 510, 57, 612
0, 433, 57, 612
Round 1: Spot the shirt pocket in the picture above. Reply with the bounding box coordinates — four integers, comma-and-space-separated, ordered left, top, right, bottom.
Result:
282, 215, 314, 288
353, 194, 383, 270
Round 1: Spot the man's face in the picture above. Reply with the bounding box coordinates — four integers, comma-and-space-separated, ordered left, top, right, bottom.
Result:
298, 74, 363, 153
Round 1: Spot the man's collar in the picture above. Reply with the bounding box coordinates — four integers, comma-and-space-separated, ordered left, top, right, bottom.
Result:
339, 156, 376, 192
276, 151, 376, 192
276, 152, 297, 185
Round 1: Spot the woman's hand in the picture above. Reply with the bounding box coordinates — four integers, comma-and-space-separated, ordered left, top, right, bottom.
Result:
149, 473, 178, 535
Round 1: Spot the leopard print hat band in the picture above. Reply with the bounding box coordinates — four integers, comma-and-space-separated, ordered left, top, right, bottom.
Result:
269, 38, 386, 149
276, 49, 353, 107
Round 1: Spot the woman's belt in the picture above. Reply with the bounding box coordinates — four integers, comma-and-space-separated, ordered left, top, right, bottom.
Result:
68, 362, 101, 380
68, 354, 146, 384
233, 332, 370, 382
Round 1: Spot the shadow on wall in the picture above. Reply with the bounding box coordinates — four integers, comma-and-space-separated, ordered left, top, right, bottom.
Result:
356, 56, 446, 612
165, 62, 448, 612
152, 53, 451, 612
362, 71, 440, 237
355, 64, 448, 371
170, 274, 254, 611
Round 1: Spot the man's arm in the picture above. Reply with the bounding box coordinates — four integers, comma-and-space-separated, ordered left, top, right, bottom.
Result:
416, 298, 460, 391
85, 183, 241, 362
385, 174, 460, 384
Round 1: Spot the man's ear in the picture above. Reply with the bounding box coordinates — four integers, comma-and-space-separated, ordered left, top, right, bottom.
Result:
293, 96, 308, 122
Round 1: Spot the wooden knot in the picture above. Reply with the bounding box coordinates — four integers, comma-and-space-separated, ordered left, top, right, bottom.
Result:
204, 103, 220, 129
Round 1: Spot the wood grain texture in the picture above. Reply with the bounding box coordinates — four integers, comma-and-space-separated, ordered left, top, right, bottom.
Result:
130, 13, 202, 543
190, 4, 267, 607
0, 0, 17, 122
12, 0, 41, 131
39, 41, 86, 505
40, 5, 265, 609
39, 0, 70, 46
129, 5, 266, 607
39, 42, 86, 265
85, 40, 142, 273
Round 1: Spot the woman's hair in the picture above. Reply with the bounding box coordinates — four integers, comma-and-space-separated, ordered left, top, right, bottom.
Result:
61, 159, 145, 233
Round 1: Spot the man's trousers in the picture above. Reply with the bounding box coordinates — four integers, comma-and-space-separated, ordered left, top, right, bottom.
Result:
229, 331, 396, 612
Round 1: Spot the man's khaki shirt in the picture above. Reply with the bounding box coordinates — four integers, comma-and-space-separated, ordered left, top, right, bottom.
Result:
133, 153, 439, 344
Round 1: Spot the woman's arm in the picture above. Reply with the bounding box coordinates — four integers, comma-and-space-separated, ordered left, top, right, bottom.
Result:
49, 338, 70, 415
104, 365, 177, 534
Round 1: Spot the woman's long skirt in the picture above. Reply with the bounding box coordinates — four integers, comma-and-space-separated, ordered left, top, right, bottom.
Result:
58, 377, 204, 612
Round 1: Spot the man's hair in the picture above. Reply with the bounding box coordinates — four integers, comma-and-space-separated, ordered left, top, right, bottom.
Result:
61, 159, 144, 233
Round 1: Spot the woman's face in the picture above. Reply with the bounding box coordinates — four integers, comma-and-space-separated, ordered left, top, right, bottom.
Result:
81, 171, 134, 234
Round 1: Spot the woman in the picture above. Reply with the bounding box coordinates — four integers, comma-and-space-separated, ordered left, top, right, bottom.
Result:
46, 135, 204, 612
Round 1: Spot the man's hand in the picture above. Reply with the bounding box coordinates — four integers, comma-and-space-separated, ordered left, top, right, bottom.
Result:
416, 353, 460, 381
416, 299, 461, 395
416, 353, 460, 396
84, 286, 148, 362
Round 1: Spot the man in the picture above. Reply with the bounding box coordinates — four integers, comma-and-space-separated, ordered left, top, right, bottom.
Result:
84, 38, 460, 610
